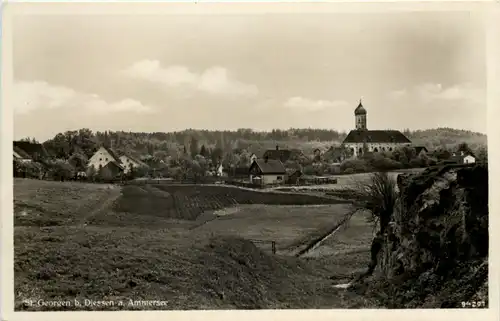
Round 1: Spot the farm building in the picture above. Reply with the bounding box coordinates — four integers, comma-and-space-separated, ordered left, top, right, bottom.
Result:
450, 151, 476, 165
99, 161, 124, 180
249, 158, 287, 186
414, 146, 429, 156
286, 169, 303, 185
87, 146, 124, 175
13, 146, 32, 162
342, 100, 412, 158
262, 145, 303, 163
323, 146, 348, 163
119, 154, 149, 174
13, 141, 50, 161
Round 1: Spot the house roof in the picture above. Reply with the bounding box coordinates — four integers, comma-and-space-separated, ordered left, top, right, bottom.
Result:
100, 147, 121, 162
120, 154, 149, 168
252, 159, 286, 174
13, 141, 50, 158
414, 146, 429, 154
263, 149, 292, 162
342, 130, 411, 144
103, 160, 124, 171
13, 146, 32, 159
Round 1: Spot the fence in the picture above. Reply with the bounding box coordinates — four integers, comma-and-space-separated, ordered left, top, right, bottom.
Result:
248, 239, 277, 254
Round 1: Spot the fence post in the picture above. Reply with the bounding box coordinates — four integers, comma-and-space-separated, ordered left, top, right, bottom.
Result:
272, 241, 276, 255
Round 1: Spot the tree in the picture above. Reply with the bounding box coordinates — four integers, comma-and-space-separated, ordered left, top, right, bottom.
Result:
211, 147, 223, 165
189, 136, 199, 158
477, 147, 488, 163
86, 166, 97, 182
49, 160, 75, 181
129, 165, 149, 179
68, 153, 88, 171
457, 142, 472, 154
200, 145, 208, 158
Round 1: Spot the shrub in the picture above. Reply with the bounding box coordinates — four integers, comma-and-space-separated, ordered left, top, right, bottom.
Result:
343, 168, 355, 174
356, 171, 399, 232
340, 159, 371, 173
369, 154, 404, 171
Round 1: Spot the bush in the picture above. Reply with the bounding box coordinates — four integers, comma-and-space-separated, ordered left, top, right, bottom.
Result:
340, 159, 371, 173
369, 155, 404, 171
47, 160, 75, 181
13, 160, 43, 179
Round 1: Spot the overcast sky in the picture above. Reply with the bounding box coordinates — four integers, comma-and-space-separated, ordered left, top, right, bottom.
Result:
11, 9, 487, 141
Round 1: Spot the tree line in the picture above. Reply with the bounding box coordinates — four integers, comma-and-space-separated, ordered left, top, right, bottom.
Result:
15, 127, 487, 180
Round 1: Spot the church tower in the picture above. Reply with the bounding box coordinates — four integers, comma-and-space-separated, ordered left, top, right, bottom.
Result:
354, 99, 367, 130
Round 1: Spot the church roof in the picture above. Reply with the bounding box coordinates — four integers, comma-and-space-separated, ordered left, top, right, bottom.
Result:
343, 130, 411, 144
354, 101, 367, 115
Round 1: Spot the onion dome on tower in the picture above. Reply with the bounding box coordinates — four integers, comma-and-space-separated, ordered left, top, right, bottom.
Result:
354, 99, 367, 115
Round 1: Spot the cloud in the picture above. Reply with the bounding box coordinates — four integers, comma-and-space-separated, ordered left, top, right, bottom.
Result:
387, 89, 407, 100
283, 96, 348, 112
123, 60, 259, 97
13, 81, 156, 115
389, 82, 484, 105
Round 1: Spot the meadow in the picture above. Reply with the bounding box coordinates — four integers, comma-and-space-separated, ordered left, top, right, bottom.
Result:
13, 177, 375, 310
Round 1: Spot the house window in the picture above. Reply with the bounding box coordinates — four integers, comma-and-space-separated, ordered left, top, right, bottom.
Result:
99, 158, 102, 161
277, 176, 283, 180
106, 158, 108, 161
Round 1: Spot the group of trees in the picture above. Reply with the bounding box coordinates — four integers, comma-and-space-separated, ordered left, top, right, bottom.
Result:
17, 127, 487, 181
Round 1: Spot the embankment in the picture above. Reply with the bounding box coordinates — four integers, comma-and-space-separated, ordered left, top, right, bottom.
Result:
349, 164, 488, 308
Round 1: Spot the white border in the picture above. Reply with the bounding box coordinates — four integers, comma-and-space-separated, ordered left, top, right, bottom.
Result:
1, 2, 499, 321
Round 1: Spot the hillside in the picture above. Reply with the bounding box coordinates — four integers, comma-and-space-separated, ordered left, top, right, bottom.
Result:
13, 179, 357, 310
19, 127, 486, 163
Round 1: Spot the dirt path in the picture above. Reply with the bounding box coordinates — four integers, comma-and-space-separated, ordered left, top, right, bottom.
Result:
75, 186, 122, 227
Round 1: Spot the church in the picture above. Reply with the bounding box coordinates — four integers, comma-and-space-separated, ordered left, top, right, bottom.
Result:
342, 100, 412, 158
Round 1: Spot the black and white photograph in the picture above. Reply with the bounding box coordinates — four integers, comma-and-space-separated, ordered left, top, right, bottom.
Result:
1, 1, 497, 318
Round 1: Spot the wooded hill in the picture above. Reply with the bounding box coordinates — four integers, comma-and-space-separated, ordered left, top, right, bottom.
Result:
19, 127, 487, 164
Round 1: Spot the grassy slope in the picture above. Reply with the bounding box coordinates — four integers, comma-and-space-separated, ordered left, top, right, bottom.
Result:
14, 179, 367, 310
196, 204, 354, 254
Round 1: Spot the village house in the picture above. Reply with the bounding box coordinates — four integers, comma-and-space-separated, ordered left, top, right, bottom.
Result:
262, 145, 303, 163
119, 154, 149, 174
249, 157, 287, 186
323, 146, 348, 163
13, 146, 32, 163
414, 146, 429, 157
342, 100, 412, 157
450, 151, 476, 165
215, 162, 227, 177
87, 146, 124, 178
286, 168, 303, 185
13, 141, 51, 162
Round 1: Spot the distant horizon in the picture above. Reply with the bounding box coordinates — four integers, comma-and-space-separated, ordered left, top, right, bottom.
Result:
15, 126, 487, 144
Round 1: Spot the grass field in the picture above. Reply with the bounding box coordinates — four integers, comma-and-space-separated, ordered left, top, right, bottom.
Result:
13, 178, 374, 310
